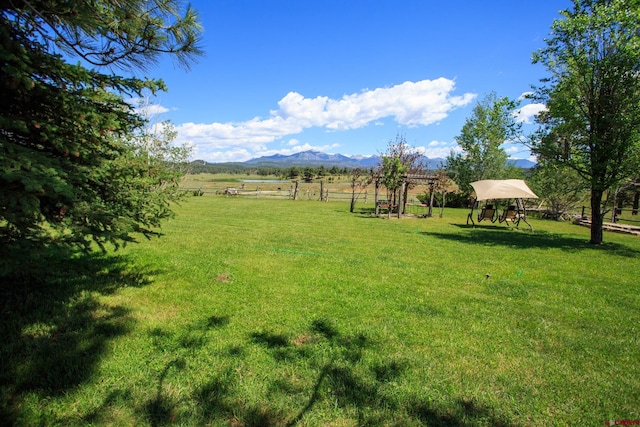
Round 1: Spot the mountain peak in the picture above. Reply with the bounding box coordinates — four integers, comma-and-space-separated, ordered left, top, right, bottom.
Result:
243, 150, 446, 169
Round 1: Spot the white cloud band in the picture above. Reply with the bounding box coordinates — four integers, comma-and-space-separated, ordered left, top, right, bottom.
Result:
176, 78, 476, 161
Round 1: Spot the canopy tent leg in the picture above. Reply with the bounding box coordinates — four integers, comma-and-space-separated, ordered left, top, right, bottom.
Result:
516, 198, 534, 231
466, 198, 476, 227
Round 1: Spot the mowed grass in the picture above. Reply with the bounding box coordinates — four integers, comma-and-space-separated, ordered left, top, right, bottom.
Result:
2, 196, 639, 426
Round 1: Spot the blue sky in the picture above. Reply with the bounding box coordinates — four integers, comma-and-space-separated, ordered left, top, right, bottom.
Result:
140, 1, 570, 163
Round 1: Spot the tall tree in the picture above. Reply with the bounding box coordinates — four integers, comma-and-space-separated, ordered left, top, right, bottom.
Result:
377, 134, 423, 217
380, 156, 407, 218
531, 0, 640, 244
0, 1, 203, 276
445, 93, 522, 196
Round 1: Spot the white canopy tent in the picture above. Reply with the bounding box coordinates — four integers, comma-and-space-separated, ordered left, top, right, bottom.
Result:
467, 179, 538, 230
470, 179, 538, 201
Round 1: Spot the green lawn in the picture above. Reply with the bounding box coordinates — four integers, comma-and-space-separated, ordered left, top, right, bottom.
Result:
2, 197, 639, 426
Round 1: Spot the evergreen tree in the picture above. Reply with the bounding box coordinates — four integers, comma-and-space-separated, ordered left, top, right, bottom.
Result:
0, 1, 203, 275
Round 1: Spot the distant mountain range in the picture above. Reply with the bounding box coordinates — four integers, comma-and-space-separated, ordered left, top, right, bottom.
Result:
242, 150, 536, 169
193, 150, 536, 170
507, 158, 537, 168
243, 150, 445, 169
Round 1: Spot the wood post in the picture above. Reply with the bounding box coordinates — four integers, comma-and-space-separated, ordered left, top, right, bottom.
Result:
374, 180, 380, 215
428, 183, 435, 217
398, 182, 405, 218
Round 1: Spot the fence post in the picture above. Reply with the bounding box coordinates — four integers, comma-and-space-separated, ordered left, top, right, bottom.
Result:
398, 182, 405, 218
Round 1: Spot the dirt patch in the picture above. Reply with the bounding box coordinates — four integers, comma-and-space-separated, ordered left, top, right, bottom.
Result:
214, 274, 232, 284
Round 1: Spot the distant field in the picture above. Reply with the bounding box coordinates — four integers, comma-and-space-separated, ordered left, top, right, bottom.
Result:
2, 196, 639, 426
180, 173, 431, 203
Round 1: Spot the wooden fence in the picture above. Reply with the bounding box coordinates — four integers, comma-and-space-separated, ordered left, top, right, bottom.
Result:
183, 186, 364, 202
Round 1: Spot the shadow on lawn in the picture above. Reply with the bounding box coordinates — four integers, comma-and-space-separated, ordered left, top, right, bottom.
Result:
190, 317, 512, 426
424, 226, 640, 258
0, 249, 155, 425
64, 312, 514, 426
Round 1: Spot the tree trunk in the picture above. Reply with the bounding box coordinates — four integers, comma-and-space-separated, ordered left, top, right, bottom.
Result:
398, 183, 405, 219
632, 191, 639, 215
374, 181, 380, 215
402, 182, 409, 215
590, 189, 604, 245
428, 188, 435, 217
350, 187, 356, 213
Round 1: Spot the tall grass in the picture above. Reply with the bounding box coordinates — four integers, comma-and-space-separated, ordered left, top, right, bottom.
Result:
2, 197, 639, 426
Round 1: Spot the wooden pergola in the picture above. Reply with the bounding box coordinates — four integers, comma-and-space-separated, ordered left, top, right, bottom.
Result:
374, 173, 438, 217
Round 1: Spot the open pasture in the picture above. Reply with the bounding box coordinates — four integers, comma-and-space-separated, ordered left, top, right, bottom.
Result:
2, 196, 639, 426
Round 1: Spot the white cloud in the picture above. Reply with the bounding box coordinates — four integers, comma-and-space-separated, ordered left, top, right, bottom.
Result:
504, 145, 533, 159
175, 78, 476, 161
192, 147, 254, 163
127, 97, 171, 117
515, 103, 546, 124
142, 104, 170, 116
414, 140, 462, 159
274, 78, 475, 130
518, 91, 534, 100
505, 146, 521, 154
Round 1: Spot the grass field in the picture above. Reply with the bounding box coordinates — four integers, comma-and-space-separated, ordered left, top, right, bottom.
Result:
2, 195, 639, 426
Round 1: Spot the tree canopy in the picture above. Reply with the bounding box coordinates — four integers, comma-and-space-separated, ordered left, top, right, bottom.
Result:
376, 134, 424, 217
445, 93, 523, 196
0, 0, 203, 276
531, 0, 640, 244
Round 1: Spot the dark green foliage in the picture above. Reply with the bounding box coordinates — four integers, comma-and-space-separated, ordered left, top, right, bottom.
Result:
381, 156, 407, 198
0, 1, 202, 276
377, 134, 424, 215
446, 93, 522, 196
531, 0, 640, 243
2, 0, 202, 71
187, 161, 355, 178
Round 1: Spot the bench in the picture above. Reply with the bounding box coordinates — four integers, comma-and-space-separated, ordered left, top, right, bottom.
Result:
224, 188, 239, 196
376, 199, 397, 213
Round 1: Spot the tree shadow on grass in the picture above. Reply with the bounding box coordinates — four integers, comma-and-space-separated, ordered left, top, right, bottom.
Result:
424, 226, 640, 258
408, 397, 514, 427
144, 358, 187, 427
0, 249, 157, 425
241, 318, 513, 426
68, 311, 516, 426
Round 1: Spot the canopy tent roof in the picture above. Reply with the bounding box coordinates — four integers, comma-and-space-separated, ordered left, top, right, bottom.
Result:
471, 179, 538, 201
